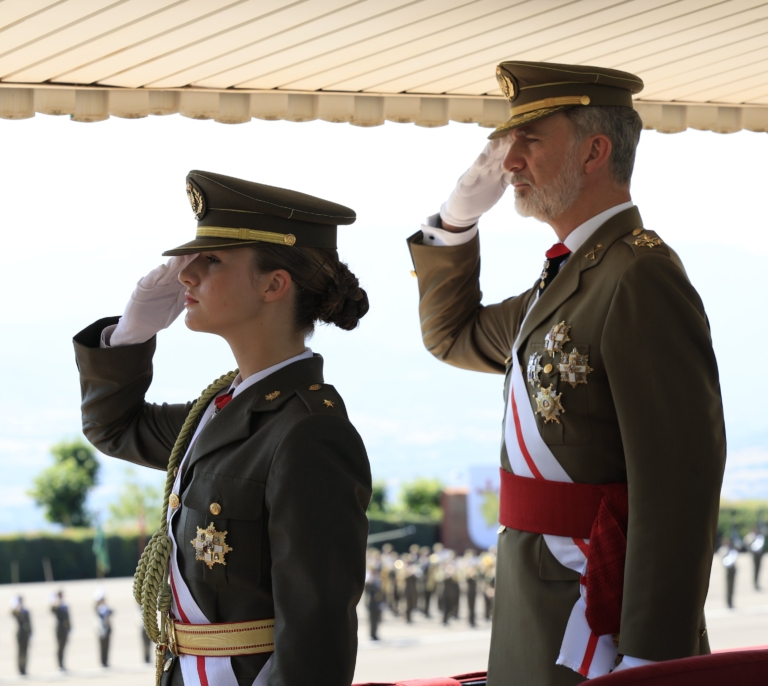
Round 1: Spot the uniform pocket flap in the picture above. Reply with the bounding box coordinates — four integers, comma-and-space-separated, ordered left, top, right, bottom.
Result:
183, 472, 265, 521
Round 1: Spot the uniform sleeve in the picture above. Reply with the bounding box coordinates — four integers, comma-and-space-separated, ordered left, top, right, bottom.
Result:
73, 316, 193, 471
602, 253, 726, 661
265, 413, 371, 686
408, 231, 530, 373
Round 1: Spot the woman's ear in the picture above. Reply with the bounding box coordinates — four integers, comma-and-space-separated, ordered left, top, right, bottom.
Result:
262, 269, 293, 303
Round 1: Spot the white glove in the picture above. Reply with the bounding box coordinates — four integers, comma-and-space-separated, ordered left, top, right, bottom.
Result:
439, 138, 512, 228
109, 255, 197, 347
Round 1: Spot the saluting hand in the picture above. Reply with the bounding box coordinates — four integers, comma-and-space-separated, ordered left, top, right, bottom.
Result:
439, 138, 512, 229
110, 255, 197, 346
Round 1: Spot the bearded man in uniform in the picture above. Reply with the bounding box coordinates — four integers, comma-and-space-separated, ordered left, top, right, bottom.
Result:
407, 61, 725, 684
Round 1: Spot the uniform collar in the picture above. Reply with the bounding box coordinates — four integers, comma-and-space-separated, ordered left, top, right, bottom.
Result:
229, 348, 313, 399
563, 201, 634, 254
187, 355, 325, 469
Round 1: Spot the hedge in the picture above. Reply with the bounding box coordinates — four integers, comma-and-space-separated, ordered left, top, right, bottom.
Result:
718, 501, 768, 540
1, 519, 440, 584
0, 530, 146, 584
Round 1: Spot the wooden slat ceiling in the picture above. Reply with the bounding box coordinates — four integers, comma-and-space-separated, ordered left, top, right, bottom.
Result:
1, 0, 767, 133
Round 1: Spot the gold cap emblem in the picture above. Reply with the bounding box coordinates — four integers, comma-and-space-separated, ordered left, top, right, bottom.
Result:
496, 66, 516, 102
186, 181, 206, 220
191, 523, 232, 569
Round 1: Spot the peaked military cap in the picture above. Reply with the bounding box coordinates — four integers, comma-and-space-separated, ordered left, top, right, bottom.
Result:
489, 61, 644, 139
163, 170, 356, 255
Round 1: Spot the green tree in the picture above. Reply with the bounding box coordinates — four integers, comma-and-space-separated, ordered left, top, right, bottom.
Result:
107, 467, 162, 533
399, 477, 444, 520
28, 438, 100, 527
367, 479, 388, 516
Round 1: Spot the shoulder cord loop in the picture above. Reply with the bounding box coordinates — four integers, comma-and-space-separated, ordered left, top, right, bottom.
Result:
132, 370, 238, 685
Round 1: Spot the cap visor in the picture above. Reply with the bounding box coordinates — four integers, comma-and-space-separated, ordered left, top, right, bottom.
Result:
162, 237, 267, 256
487, 105, 570, 139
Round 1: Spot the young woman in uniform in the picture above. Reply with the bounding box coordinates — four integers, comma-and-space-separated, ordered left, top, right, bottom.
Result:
74, 171, 372, 686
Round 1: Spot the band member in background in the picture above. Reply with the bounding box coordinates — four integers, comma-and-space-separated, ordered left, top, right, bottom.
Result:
408, 61, 725, 684
74, 171, 371, 686
94, 591, 113, 668
11, 596, 32, 676
50, 590, 71, 672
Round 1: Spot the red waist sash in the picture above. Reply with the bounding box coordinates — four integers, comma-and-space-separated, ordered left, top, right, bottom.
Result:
499, 468, 629, 636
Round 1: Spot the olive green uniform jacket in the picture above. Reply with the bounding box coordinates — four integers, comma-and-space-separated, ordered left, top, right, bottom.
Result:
407, 207, 725, 685
73, 317, 372, 686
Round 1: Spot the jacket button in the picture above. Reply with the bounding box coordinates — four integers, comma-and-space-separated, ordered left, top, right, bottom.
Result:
169, 494, 180, 510
209, 503, 222, 516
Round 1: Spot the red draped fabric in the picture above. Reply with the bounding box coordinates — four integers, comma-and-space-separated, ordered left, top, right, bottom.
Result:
353, 650, 768, 686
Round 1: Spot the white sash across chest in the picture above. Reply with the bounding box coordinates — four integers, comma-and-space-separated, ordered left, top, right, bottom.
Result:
502, 304, 618, 679
167, 395, 272, 686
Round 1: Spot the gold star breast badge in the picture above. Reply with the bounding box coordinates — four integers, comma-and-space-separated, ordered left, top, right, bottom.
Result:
527, 352, 543, 387
191, 523, 232, 569
558, 348, 593, 388
535, 385, 565, 424
545, 321, 571, 356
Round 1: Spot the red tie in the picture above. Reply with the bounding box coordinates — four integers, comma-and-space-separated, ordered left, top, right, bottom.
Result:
545, 242, 571, 259
214, 390, 234, 412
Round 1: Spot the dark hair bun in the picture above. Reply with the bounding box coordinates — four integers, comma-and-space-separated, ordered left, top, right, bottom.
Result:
318, 262, 369, 331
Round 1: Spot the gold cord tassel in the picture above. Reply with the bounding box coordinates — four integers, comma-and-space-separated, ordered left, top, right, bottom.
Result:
133, 370, 238, 685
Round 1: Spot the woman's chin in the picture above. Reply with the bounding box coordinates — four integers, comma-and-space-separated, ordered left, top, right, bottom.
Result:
184, 311, 205, 333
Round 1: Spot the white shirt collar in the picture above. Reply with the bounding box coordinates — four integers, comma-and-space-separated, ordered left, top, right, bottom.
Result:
563, 201, 634, 254
229, 348, 314, 398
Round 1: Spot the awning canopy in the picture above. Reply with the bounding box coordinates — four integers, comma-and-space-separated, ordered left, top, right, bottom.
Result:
1, 0, 767, 134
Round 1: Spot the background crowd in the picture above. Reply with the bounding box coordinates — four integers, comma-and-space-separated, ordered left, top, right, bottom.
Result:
364, 544, 496, 641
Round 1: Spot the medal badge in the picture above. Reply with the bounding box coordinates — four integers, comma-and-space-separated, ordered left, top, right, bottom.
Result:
558, 348, 593, 388
527, 352, 543, 386
535, 385, 565, 424
544, 321, 571, 356
191, 523, 233, 569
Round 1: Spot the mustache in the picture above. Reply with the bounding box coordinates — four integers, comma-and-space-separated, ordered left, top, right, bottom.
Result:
509, 174, 533, 186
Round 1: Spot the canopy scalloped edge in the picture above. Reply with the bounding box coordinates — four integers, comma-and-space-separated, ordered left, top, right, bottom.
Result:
0, 86, 766, 134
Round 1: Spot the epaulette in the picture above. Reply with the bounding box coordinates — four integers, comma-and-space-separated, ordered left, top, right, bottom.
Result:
622, 228, 670, 258
295, 383, 348, 417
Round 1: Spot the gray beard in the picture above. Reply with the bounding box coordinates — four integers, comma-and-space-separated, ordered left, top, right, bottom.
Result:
513, 145, 584, 223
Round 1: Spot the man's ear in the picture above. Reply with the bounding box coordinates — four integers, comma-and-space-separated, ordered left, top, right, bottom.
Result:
263, 269, 293, 302
582, 134, 612, 176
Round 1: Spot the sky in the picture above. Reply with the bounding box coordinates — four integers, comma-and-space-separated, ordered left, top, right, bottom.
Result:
0, 111, 766, 533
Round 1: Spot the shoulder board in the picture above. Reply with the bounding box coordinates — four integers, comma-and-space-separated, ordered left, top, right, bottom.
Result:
622, 228, 670, 257
295, 383, 348, 417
